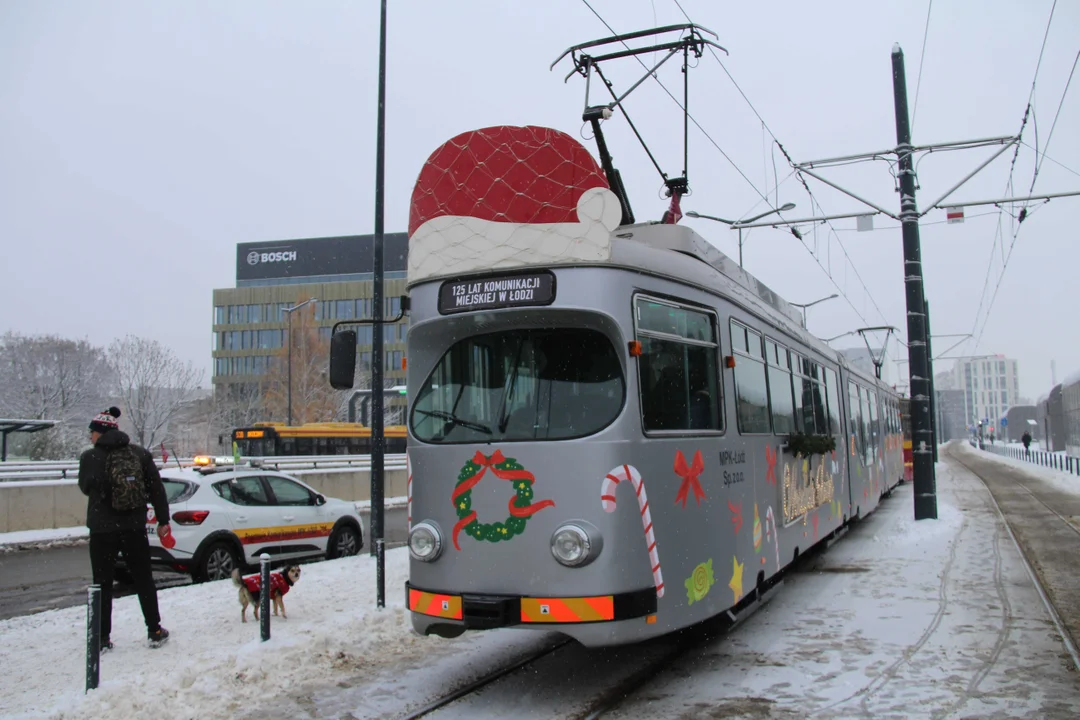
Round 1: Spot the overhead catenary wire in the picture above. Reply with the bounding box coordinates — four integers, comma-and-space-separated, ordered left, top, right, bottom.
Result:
910, 0, 934, 134
669, 0, 892, 329
579, 0, 771, 205
966, 0, 1062, 355
1028, 47, 1079, 194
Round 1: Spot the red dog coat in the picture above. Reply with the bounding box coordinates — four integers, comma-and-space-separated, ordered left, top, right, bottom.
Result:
241, 571, 291, 602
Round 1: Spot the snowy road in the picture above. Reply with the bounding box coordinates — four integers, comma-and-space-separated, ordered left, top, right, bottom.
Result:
0, 506, 408, 621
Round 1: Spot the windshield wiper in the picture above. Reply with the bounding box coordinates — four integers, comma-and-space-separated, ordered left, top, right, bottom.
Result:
497, 338, 527, 433
414, 408, 492, 435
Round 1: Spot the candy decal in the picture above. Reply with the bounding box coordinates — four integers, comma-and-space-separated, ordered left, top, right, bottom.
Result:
406, 450, 413, 531
601, 464, 664, 598
673, 449, 706, 507
765, 506, 779, 571
685, 559, 715, 605
753, 504, 762, 552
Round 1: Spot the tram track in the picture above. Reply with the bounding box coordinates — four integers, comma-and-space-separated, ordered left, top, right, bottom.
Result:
394, 576, 787, 720
947, 445, 1080, 673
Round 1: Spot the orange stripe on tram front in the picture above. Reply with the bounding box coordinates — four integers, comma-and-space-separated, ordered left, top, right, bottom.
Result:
408, 590, 462, 620
520, 596, 615, 623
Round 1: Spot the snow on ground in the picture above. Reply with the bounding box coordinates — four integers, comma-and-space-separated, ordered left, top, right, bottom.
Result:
961, 441, 1080, 496
0, 526, 88, 553
3, 450, 1079, 719
605, 454, 1080, 718
0, 546, 550, 720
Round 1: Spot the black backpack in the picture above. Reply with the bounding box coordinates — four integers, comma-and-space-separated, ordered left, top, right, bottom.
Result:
106, 445, 148, 512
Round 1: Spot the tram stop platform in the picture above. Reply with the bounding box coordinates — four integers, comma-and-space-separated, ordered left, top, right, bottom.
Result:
611, 440, 1080, 719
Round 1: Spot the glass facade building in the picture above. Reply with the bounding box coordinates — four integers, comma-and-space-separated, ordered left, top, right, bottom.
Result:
212, 233, 410, 419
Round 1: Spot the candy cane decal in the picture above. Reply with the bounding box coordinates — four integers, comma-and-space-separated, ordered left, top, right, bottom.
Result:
406, 451, 413, 531
764, 506, 779, 571
601, 464, 664, 598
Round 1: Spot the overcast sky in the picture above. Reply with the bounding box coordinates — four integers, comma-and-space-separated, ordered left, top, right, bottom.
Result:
2, 0, 1078, 402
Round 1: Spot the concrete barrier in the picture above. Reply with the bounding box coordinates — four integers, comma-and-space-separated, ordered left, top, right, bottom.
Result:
0, 468, 404, 534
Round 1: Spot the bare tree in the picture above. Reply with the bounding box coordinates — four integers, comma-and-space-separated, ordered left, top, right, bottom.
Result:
263, 302, 337, 425
0, 332, 113, 459
108, 335, 204, 449
205, 382, 267, 452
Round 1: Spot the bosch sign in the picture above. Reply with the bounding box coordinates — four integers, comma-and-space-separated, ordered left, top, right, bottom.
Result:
236, 234, 408, 282
247, 250, 297, 265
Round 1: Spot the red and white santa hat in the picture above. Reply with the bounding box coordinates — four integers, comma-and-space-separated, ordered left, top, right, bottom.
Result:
407, 125, 624, 282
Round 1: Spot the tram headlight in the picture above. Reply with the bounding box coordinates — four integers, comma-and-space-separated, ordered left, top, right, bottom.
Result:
409, 522, 442, 562
550, 524, 593, 567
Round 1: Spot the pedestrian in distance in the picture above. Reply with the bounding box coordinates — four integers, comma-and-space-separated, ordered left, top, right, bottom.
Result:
78, 407, 172, 650
1022, 430, 1032, 459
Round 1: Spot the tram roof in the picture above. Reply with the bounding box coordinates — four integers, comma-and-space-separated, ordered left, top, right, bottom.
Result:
407, 220, 890, 390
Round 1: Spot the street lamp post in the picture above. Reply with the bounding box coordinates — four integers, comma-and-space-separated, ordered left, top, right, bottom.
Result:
686, 202, 795, 267
789, 293, 839, 329
283, 297, 318, 427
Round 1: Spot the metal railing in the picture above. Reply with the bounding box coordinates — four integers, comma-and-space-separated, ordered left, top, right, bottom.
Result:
976, 442, 1080, 476
0, 454, 407, 482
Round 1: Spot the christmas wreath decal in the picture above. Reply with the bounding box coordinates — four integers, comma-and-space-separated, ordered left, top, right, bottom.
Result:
451, 450, 555, 550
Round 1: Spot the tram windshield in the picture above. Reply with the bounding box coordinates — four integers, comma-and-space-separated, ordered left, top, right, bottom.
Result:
411, 328, 624, 443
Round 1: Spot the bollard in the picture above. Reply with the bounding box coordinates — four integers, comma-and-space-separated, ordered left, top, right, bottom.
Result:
376, 538, 385, 609
260, 553, 271, 642
86, 585, 101, 693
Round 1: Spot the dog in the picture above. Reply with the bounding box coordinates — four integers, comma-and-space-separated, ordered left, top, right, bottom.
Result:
231, 565, 301, 623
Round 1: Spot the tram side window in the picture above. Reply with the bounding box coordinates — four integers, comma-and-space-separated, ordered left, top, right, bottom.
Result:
824, 367, 841, 435
637, 297, 722, 432
730, 320, 770, 434
868, 390, 879, 461
809, 363, 828, 434
848, 382, 865, 463
860, 388, 874, 466
765, 339, 795, 434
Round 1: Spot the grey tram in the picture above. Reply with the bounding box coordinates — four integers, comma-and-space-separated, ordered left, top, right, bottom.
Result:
396, 161, 904, 646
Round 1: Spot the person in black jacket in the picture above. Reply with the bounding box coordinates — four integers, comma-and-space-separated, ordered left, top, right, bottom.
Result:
78, 407, 172, 649
1022, 430, 1033, 458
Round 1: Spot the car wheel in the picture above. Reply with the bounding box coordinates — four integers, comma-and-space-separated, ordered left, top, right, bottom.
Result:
196, 541, 239, 583
327, 524, 361, 559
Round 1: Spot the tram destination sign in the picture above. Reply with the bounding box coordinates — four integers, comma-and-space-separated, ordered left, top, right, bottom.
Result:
438, 271, 556, 314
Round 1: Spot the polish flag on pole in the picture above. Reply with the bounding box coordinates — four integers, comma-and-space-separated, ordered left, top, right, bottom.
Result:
946, 207, 965, 224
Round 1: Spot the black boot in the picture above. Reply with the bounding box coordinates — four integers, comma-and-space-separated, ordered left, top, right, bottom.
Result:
148, 626, 169, 648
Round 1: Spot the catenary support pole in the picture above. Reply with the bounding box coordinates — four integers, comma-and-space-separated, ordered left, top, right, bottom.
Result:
892, 45, 937, 519
370, 0, 388, 610
260, 553, 271, 641
925, 300, 938, 462
86, 584, 101, 692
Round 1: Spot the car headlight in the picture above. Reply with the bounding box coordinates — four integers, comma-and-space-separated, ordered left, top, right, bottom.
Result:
409, 522, 442, 562
550, 524, 593, 567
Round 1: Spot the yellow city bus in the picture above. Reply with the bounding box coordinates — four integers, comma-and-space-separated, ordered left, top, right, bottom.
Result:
232, 423, 408, 457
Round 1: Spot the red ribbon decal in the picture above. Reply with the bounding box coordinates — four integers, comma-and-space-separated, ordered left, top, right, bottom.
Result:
673, 450, 706, 508
451, 450, 555, 550
729, 499, 743, 534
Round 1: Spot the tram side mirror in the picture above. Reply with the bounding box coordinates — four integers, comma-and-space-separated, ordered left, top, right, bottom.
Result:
329, 330, 357, 389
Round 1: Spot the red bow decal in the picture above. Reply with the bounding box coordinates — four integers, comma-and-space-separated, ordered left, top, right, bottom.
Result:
673, 450, 706, 508
728, 499, 743, 534
765, 445, 778, 486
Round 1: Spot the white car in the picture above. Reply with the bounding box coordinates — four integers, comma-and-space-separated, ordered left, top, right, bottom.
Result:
144, 465, 365, 582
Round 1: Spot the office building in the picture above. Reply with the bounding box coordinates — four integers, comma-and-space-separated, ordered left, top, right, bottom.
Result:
212, 233, 409, 423
947, 355, 1020, 434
